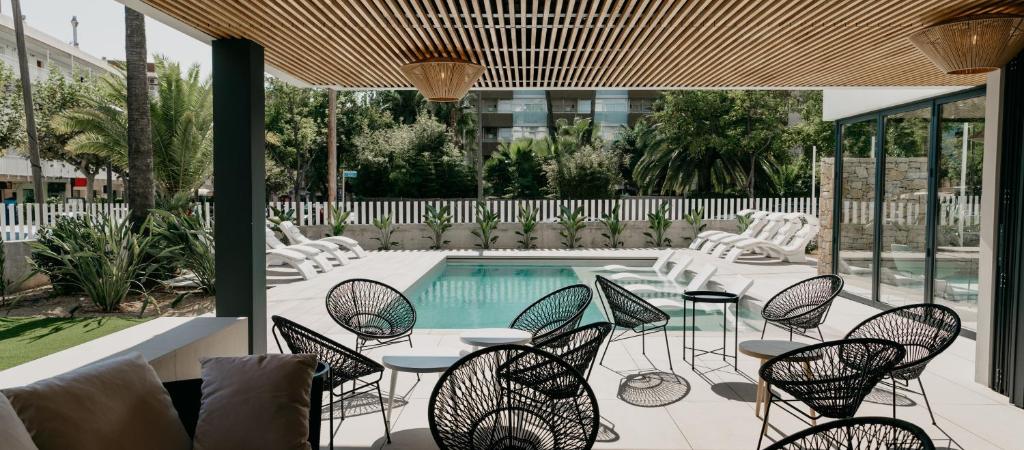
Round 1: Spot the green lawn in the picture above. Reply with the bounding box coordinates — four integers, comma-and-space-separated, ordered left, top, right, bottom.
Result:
0, 317, 149, 370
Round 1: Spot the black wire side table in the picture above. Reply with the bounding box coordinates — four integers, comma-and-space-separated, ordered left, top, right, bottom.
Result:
682, 290, 739, 371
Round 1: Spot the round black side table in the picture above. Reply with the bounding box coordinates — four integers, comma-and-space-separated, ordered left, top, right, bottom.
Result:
682, 290, 739, 371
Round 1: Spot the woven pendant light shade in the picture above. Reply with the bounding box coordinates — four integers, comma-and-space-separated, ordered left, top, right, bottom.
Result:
400, 58, 484, 102
910, 14, 1024, 75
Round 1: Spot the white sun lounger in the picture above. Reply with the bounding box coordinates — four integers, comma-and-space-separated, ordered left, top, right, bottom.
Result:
266, 248, 318, 280
724, 219, 819, 263
701, 213, 787, 255
689, 210, 767, 249
276, 221, 360, 261
710, 213, 802, 258
266, 229, 337, 272
608, 254, 694, 282
278, 221, 368, 259
626, 264, 718, 296
646, 274, 752, 314
597, 250, 676, 273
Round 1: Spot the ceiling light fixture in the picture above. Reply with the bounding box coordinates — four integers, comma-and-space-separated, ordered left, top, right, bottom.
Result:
400, 58, 484, 102
909, 14, 1024, 75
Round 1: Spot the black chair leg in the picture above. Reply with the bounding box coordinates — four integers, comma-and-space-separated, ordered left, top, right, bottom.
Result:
758, 391, 774, 449
662, 327, 673, 371
815, 327, 825, 341
328, 388, 334, 450
375, 383, 391, 443
599, 328, 614, 366
918, 378, 938, 425
760, 320, 768, 339
641, 326, 646, 355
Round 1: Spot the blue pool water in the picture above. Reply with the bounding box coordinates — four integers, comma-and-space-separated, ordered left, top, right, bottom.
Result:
407, 262, 762, 331
408, 263, 605, 329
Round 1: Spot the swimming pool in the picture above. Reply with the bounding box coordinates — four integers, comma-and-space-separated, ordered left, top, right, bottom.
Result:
407, 261, 762, 331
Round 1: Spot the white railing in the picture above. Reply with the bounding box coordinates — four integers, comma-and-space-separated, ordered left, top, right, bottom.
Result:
1, 197, 819, 241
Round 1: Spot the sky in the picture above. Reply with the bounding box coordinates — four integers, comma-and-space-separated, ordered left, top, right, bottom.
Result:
7, 0, 212, 77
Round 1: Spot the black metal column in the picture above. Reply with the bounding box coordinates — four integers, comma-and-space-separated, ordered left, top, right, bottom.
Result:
212, 39, 266, 354
994, 52, 1024, 408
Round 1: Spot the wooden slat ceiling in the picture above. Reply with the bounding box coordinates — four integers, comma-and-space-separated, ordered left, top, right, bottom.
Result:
140, 0, 1024, 89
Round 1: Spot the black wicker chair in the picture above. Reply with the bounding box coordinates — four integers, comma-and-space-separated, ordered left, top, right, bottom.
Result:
510, 284, 593, 343
271, 315, 390, 447
429, 345, 600, 450
758, 338, 906, 449
844, 304, 961, 424
760, 274, 844, 341
764, 417, 935, 450
326, 279, 417, 352
594, 275, 673, 371
534, 322, 613, 381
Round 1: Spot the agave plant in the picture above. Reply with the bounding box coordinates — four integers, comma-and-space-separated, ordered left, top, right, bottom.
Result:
29, 215, 167, 312
600, 203, 626, 248
643, 201, 672, 248
557, 206, 586, 249
149, 209, 215, 295
267, 205, 295, 232
515, 204, 539, 249
423, 204, 453, 249
684, 206, 707, 243
327, 205, 351, 237
372, 214, 399, 250
736, 211, 754, 233
471, 202, 500, 249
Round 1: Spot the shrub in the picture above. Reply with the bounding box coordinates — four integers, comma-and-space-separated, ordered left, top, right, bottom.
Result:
471, 202, 500, 249
557, 206, 586, 249
684, 206, 707, 243
644, 201, 672, 247
30, 215, 166, 312
423, 204, 453, 249
327, 205, 351, 237
267, 205, 294, 232
372, 214, 399, 250
149, 210, 215, 295
31, 216, 97, 295
600, 203, 626, 248
515, 204, 539, 249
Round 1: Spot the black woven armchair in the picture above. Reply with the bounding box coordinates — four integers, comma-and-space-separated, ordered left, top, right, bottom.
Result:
760, 274, 844, 341
429, 345, 600, 450
326, 279, 417, 352
594, 275, 673, 371
757, 338, 906, 448
845, 304, 961, 424
764, 416, 934, 450
271, 315, 390, 447
510, 284, 592, 343
535, 322, 613, 381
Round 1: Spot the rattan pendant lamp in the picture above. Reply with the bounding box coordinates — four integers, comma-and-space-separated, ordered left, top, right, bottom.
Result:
400, 57, 484, 102
909, 14, 1024, 74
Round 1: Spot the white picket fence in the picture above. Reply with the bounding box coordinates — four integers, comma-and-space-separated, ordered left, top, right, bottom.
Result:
2, 197, 819, 241
269, 197, 819, 226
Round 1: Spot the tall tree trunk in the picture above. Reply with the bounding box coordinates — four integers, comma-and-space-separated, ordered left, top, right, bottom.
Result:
748, 153, 756, 198
475, 92, 484, 201
327, 89, 337, 217
79, 161, 98, 201
11, 0, 44, 221
125, 7, 154, 229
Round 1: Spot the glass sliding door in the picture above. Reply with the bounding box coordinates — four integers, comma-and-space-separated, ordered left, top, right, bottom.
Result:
878, 106, 931, 306
836, 119, 877, 299
934, 97, 985, 330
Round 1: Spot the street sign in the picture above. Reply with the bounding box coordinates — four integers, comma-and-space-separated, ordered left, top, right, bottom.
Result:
343, 170, 358, 178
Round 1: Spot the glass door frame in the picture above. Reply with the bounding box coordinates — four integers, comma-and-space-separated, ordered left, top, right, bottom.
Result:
831, 86, 986, 306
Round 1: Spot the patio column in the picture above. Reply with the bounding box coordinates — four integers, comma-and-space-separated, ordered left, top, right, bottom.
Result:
212, 39, 266, 354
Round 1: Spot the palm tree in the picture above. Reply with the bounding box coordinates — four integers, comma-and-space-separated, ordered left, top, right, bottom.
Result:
484, 138, 545, 198
125, 7, 154, 228
54, 58, 213, 198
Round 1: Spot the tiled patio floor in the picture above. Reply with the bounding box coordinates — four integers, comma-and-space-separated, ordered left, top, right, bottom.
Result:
266, 249, 1024, 450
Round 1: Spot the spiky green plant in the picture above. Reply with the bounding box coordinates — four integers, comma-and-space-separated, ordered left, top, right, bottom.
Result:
684, 206, 707, 243
327, 205, 351, 237
737, 211, 754, 233
600, 203, 626, 248
29, 215, 166, 312
149, 209, 215, 294
267, 205, 295, 232
423, 204, 453, 249
643, 201, 672, 247
515, 204, 539, 249
471, 202, 500, 249
372, 214, 399, 250
557, 206, 586, 249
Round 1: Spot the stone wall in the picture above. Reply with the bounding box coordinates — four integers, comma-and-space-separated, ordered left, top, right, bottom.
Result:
297, 220, 738, 251
818, 156, 930, 275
